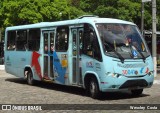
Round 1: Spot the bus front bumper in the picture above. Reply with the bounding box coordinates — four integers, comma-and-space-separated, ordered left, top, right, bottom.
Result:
99, 74, 154, 92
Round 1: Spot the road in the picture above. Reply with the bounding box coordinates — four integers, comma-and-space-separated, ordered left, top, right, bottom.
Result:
0, 70, 160, 113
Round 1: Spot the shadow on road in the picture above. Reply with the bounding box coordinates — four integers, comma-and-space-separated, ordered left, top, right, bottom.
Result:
5, 78, 149, 100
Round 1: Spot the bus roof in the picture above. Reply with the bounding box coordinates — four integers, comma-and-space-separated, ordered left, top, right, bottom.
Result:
78, 17, 135, 25
6, 16, 135, 31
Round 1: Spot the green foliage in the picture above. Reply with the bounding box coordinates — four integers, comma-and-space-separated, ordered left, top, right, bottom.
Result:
0, 0, 85, 28
0, 0, 159, 32
94, 5, 118, 18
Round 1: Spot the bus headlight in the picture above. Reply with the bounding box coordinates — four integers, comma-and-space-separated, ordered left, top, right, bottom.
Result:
105, 72, 121, 78
105, 72, 112, 76
114, 73, 121, 78
148, 71, 154, 76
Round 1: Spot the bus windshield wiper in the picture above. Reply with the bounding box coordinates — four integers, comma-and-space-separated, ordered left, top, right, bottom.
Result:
134, 47, 146, 63
112, 49, 125, 63
128, 41, 146, 63
104, 43, 125, 63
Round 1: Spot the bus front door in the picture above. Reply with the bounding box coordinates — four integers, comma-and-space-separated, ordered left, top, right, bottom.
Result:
72, 28, 83, 85
43, 31, 55, 80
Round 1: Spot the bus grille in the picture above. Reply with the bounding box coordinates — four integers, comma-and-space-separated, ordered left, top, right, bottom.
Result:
119, 79, 148, 89
117, 63, 148, 68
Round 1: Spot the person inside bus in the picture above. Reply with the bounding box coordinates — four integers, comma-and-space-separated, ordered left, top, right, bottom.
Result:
127, 35, 143, 52
50, 44, 54, 78
44, 45, 48, 54
8, 44, 15, 50
24, 43, 28, 51
44, 44, 48, 79
50, 44, 54, 53
86, 31, 94, 56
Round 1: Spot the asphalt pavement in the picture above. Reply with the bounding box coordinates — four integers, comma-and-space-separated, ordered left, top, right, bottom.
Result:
0, 65, 160, 113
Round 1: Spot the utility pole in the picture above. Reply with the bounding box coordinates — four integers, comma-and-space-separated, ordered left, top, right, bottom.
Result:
141, 0, 157, 77
141, 2, 144, 36
152, 0, 157, 77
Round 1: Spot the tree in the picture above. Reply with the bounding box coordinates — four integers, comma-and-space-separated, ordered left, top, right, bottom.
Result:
117, 0, 142, 27
1, 0, 44, 27
94, 5, 119, 18
0, 0, 159, 32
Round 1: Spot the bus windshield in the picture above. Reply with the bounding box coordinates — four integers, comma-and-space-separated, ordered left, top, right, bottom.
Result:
96, 23, 150, 59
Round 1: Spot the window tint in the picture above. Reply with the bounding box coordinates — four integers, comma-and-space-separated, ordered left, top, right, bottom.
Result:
7, 29, 40, 51
55, 26, 69, 51
16, 30, 27, 51
79, 30, 83, 55
0, 42, 4, 58
7, 31, 16, 50
44, 33, 48, 54
83, 24, 102, 61
28, 29, 40, 51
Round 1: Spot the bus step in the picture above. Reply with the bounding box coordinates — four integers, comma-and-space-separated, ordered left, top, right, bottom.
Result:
43, 79, 53, 83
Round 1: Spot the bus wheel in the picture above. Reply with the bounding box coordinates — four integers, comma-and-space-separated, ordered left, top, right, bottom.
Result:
89, 78, 100, 99
131, 89, 143, 96
27, 70, 34, 85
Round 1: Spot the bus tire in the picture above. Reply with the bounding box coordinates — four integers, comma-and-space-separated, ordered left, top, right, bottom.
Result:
27, 70, 34, 85
131, 89, 143, 96
89, 77, 100, 99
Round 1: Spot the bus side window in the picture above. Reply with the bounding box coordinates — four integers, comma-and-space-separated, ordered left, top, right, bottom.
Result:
7, 31, 16, 50
83, 23, 102, 61
83, 24, 92, 56
28, 29, 40, 51
92, 33, 102, 62
79, 30, 83, 55
55, 26, 69, 51
16, 30, 27, 51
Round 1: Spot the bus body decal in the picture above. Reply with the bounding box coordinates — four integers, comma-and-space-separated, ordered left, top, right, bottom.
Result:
140, 67, 144, 74
53, 51, 66, 84
31, 51, 42, 80
145, 67, 149, 74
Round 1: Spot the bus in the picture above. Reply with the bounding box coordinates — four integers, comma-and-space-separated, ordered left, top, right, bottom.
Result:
0, 42, 4, 64
5, 15, 154, 99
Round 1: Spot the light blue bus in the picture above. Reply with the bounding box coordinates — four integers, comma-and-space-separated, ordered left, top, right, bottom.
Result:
5, 15, 154, 99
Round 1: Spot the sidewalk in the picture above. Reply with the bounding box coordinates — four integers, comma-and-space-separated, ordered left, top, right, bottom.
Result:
0, 65, 4, 70
154, 68, 160, 84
